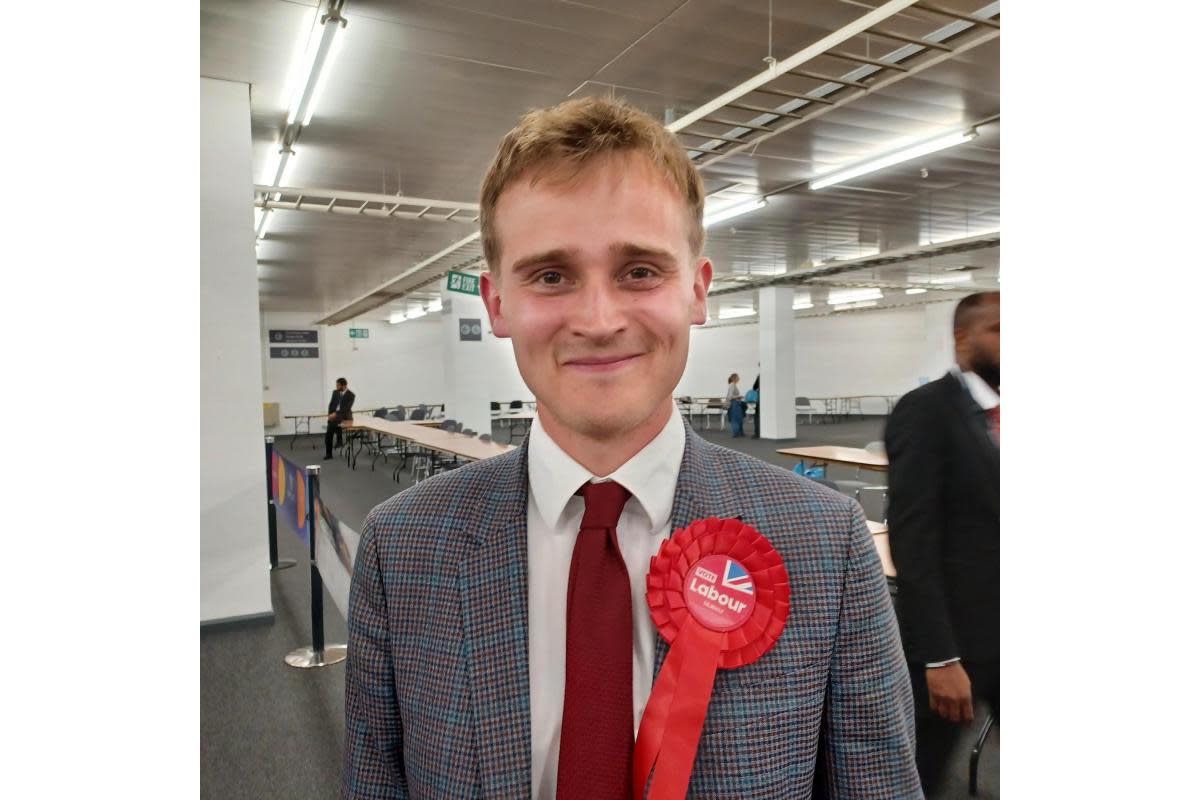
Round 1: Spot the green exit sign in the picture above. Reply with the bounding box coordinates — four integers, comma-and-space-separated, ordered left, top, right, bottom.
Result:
446, 270, 480, 296
349, 328, 369, 339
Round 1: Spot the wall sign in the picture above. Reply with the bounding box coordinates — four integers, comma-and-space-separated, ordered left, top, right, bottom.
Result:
349, 328, 369, 339
269, 329, 318, 344
270, 347, 319, 359
446, 271, 480, 296
458, 318, 482, 341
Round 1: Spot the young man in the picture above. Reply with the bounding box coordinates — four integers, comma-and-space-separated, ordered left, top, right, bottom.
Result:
324, 378, 355, 460
342, 97, 919, 799
885, 292, 1000, 793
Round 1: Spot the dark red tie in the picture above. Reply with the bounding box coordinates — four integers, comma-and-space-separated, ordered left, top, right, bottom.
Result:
986, 405, 1000, 445
557, 481, 633, 800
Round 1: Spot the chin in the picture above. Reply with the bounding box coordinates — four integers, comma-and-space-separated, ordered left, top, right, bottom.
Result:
544, 398, 645, 440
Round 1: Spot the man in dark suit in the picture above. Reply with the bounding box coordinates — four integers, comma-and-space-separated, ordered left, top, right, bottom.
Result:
324, 377, 355, 460
885, 291, 999, 793
342, 96, 919, 799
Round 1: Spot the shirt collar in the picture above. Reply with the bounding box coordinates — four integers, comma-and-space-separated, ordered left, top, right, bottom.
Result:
528, 405, 685, 534
951, 365, 999, 411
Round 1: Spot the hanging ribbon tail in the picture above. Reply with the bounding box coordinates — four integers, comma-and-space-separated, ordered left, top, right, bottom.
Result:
634, 618, 723, 800
633, 623, 687, 799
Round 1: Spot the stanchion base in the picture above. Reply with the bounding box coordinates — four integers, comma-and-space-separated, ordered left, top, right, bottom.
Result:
271, 559, 298, 571
285, 644, 348, 669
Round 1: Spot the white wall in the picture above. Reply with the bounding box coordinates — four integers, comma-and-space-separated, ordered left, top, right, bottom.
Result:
322, 316, 446, 411
201, 77, 272, 624
261, 310, 325, 426
260, 309, 533, 423
261, 302, 956, 427
677, 304, 956, 409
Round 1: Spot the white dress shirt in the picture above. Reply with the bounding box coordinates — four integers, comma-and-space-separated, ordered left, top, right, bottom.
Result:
526, 407, 685, 800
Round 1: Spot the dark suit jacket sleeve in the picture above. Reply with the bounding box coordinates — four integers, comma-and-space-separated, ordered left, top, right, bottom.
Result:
885, 389, 957, 664
339, 391, 356, 421
329, 391, 340, 414
341, 516, 408, 799
821, 500, 921, 798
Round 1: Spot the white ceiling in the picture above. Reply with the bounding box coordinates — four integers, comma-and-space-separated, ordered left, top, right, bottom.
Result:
200, 0, 1000, 321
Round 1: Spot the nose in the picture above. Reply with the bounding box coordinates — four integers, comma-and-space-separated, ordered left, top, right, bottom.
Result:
570, 277, 627, 341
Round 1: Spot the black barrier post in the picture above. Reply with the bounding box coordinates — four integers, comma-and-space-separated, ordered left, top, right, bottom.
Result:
265, 437, 296, 571
284, 464, 348, 669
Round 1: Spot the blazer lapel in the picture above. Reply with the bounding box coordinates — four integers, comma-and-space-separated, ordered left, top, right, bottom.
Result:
653, 429, 733, 676
944, 373, 1000, 484
459, 443, 533, 797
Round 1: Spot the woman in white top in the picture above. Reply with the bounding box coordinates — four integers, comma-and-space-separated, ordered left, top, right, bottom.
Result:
725, 373, 745, 438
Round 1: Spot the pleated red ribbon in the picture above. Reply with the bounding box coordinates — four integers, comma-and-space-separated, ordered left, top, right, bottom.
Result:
633, 517, 790, 800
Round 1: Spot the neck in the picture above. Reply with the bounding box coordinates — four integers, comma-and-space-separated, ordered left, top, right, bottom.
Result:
539, 398, 674, 476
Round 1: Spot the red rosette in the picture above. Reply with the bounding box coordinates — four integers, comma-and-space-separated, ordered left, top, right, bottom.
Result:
634, 518, 790, 800
644, 516, 789, 669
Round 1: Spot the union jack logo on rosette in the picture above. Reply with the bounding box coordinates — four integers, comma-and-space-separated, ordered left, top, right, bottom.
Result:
633, 517, 789, 800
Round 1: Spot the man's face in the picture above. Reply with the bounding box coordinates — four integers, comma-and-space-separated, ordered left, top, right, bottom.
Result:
958, 297, 1000, 387
481, 153, 711, 440
336, 382, 347, 394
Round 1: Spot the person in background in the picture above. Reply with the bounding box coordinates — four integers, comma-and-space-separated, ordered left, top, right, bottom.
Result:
324, 377, 355, 460
751, 371, 761, 439
885, 291, 1000, 794
725, 372, 745, 438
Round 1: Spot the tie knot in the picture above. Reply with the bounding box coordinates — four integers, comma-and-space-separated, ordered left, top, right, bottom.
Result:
577, 481, 631, 530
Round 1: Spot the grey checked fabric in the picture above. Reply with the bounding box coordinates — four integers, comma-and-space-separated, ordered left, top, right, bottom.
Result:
341, 427, 921, 799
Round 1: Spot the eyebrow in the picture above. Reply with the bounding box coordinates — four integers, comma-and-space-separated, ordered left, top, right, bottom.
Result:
510, 248, 579, 275
612, 242, 677, 267
508, 242, 679, 276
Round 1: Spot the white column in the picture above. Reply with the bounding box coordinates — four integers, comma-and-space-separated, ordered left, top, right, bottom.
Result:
440, 284, 493, 435
919, 299, 957, 384
758, 286, 797, 440
200, 78, 271, 624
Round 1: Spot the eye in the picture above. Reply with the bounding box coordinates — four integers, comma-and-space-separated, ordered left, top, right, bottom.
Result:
535, 270, 565, 286
629, 265, 653, 279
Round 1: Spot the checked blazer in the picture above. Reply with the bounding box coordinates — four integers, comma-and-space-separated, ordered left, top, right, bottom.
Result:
341, 426, 921, 799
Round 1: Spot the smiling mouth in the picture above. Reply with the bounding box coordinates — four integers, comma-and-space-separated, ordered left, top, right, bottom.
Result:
563, 353, 643, 371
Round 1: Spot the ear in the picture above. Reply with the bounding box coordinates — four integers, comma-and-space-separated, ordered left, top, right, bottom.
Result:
479, 271, 510, 338
689, 257, 713, 326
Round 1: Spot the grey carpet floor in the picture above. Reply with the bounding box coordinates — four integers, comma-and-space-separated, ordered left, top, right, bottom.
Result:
201, 415, 998, 798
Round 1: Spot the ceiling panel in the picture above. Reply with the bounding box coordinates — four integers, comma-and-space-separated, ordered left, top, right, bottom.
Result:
201, 0, 1000, 315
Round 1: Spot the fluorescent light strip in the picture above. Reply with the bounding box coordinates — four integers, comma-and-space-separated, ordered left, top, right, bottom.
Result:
929, 273, 972, 285
833, 300, 879, 311
256, 147, 297, 241
286, 10, 346, 126
793, 302, 814, 310
810, 129, 977, 191
718, 307, 757, 320
826, 287, 883, 305
905, 287, 928, 295
703, 198, 766, 228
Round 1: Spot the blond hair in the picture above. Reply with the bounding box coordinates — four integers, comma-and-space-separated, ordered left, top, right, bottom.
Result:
479, 96, 705, 269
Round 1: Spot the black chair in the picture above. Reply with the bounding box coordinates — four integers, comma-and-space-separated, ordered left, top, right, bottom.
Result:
409, 407, 426, 421
373, 408, 388, 418
509, 400, 523, 410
